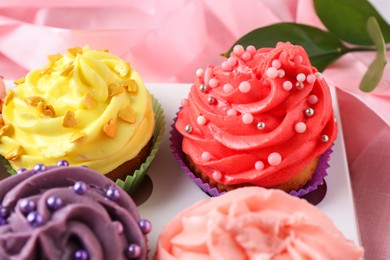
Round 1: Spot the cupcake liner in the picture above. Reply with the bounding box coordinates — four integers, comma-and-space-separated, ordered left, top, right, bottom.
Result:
170, 114, 332, 198
1, 96, 165, 195
116, 96, 165, 194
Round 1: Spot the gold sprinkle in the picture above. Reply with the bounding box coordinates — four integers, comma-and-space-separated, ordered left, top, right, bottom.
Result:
0, 124, 10, 136
108, 82, 125, 97
5, 145, 23, 161
60, 63, 74, 77
14, 77, 25, 85
37, 101, 45, 112
40, 64, 54, 75
118, 105, 136, 123
114, 62, 130, 77
103, 118, 117, 138
40, 105, 56, 118
4, 90, 14, 105
67, 47, 83, 56
48, 53, 62, 62
121, 79, 138, 93
83, 93, 97, 110
24, 96, 45, 106
62, 111, 79, 128
70, 132, 86, 143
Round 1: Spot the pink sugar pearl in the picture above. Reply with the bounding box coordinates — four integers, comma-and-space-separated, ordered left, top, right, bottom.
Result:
196, 68, 204, 77
212, 171, 222, 180
233, 45, 245, 56
255, 161, 264, 170
242, 51, 251, 61
221, 61, 231, 71
209, 78, 218, 88
308, 95, 318, 104
295, 122, 307, 133
239, 81, 251, 93
242, 113, 253, 124
223, 83, 234, 93
227, 57, 237, 67
227, 109, 237, 116
268, 152, 282, 166
246, 45, 256, 54
201, 152, 211, 161
266, 67, 278, 79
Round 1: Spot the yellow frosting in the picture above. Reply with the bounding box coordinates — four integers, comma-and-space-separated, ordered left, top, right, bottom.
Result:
0, 46, 155, 174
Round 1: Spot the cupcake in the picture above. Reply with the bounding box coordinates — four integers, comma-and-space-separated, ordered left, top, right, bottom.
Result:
0, 46, 164, 193
173, 42, 337, 196
0, 163, 152, 259
155, 186, 363, 259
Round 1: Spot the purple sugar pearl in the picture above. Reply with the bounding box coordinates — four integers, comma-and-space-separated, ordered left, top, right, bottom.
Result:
46, 196, 63, 211
16, 168, 27, 174
127, 244, 141, 258
73, 182, 88, 195
57, 160, 69, 167
105, 187, 120, 201
0, 206, 9, 219
138, 219, 152, 234
33, 163, 47, 173
26, 211, 43, 227
19, 199, 36, 214
73, 249, 89, 260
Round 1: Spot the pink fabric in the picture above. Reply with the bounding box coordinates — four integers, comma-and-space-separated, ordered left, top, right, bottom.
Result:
0, 1, 388, 259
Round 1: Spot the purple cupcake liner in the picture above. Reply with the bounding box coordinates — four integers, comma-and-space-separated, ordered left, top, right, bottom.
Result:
170, 115, 332, 198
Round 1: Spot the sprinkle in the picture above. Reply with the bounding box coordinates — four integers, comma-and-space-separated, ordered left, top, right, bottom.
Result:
138, 219, 152, 234
208, 78, 218, 88
295, 122, 307, 133
221, 61, 231, 71
306, 74, 316, 84
26, 211, 44, 228
105, 187, 121, 201
196, 69, 204, 77
48, 53, 62, 62
121, 79, 137, 93
40, 105, 55, 118
14, 77, 25, 85
0, 124, 10, 136
315, 72, 323, 80
57, 160, 69, 167
241, 51, 251, 61
308, 95, 318, 104
321, 135, 329, 142
227, 57, 237, 67
296, 73, 306, 82
103, 118, 117, 138
118, 105, 136, 123
114, 62, 131, 77
246, 45, 256, 54
197, 115, 206, 125
19, 199, 36, 214
227, 109, 237, 116
257, 122, 265, 130
33, 163, 47, 173
255, 161, 264, 170
67, 47, 83, 56
233, 45, 245, 56
282, 81, 293, 91
238, 81, 251, 93
73, 249, 89, 260
73, 181, 88, 195
24, 96, 45, 106
70, 132, 87, 143
185, 125, 192, 133
199, 84, 207, 92
305, 108, 315, 117
278, 69, 285, 78
223, 84, 234, 93
83, 93, 97, 110
108, 82, 125, 97
242, 113, 253, 124
4, 145, 23, 161
212, 171, 222, 180
272, 60, 281, 69
127, 244, 142, 258
46, 196, 63, 211
207, 96, 216, 104
60, 63, 74, 77
266, 67, 278, 79
62, 111, 80, 128
268, 152, 282, 166
0, 206, 9, 219
296, 82, 304, 90
201, 152, 211, 161
294, 55, 303, 64
16, 168, 27, 174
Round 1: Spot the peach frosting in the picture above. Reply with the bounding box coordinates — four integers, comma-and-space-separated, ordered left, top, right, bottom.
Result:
155, 187, 364, 259
175, 42, 337, 187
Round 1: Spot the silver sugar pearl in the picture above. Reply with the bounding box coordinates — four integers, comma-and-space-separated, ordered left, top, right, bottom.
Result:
321, 135, 329, 142
199, 84, 207, 92
296, 82, 304, 90
185, 125, 192, 133
257, 122, 265, 130
207, 96, 216, 104
305, 108, 314, 117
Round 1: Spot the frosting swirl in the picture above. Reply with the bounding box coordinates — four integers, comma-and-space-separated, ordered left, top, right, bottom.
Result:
176, 42, 337, 187
0, 46, 155, 174
0, 164, 150, 259
155, 187, 364, 259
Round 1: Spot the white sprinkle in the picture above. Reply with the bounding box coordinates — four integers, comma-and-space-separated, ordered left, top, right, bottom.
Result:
306, 74, 316, 84
242, 113, 254, 124
196, 69, 204, 77
268, 152, 282, 166
266, 67, 278, 79
227, 109, 237, 116
197, 115, 206, 125
308, 95, 318, 105
278, 69, 285, 78
239, 81, 251, 93
212, 171, 222, 180
223, 83, 234, 93
315, 72, 323, 80
295, 122, 307, 133
296, 73, 306, 82
272, 60, 281, 69
255, 161, 264, 170
283, 81, 293, 91
201, 152, 211, 161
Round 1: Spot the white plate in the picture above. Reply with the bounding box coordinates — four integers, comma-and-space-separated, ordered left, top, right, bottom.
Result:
139, 83, 362, 257
1, 81, 361, 257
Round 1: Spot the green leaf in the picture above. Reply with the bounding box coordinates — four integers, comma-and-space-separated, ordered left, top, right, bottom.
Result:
359, 17, 387, 92
224, 23, 348, 71
314, 0, 390, 45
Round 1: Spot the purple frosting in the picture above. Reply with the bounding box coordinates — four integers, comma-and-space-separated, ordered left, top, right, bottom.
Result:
0, 165, 150, 260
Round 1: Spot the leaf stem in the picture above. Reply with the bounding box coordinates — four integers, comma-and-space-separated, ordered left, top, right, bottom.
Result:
347, 46, 390, 53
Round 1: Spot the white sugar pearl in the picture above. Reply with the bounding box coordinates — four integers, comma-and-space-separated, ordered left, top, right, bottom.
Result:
306, 74, 316, 84
255, 161, 264, 170
278, 69, 285, 78
315, 72, 323, 80
227, 109, 237, 116
283, 81, 293, 91
239, 81, 251, 93
295, 122, 307, 133
197, 115, 206, 125
268, 152, 282, 166
223, 83, 234, 93
266, 67, 278, 79
296, 73, 306, 82
196, 68, 204, 77
201, 152, 211, 161
308, 95, 318, 105
242, 113, 253, 124
212, 171, 222, 180
272, 60, 281, 69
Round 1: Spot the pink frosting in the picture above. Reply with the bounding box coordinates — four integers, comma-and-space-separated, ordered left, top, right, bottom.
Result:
155, 187, 364, 259
175, 42, 337, 187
